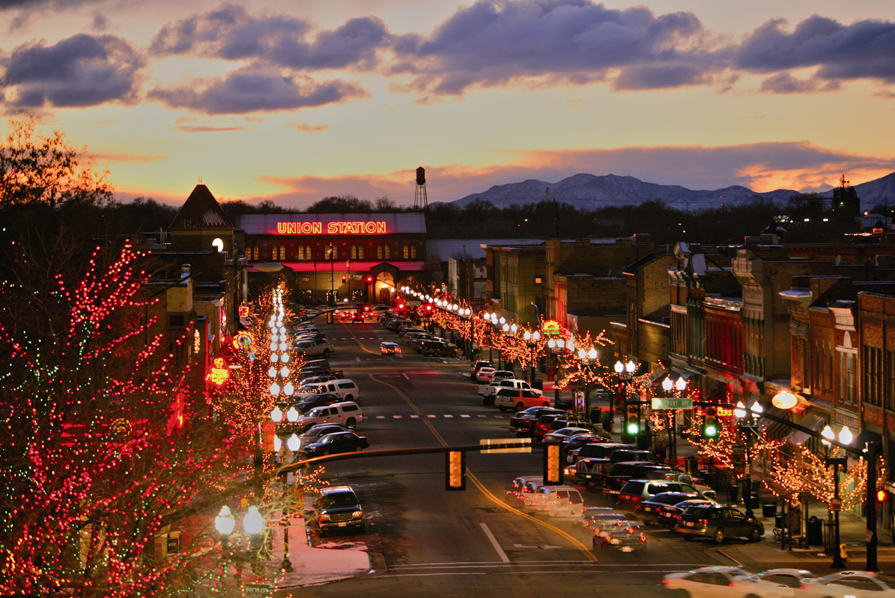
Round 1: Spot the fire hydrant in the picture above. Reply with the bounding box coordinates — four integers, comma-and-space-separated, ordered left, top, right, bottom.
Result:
839, 542, 848, 562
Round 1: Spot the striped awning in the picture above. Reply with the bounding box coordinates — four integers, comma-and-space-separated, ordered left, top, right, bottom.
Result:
759, 406, 793, 439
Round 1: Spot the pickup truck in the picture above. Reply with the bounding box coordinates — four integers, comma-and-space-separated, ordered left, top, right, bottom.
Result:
293, 338, 334, 358
479, 379, 539, 405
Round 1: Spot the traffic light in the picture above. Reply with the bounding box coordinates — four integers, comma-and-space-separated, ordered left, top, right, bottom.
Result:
703, 406, 719, 438
365, 275, 373, 284
625, 403, 640, 436
446, 450, 466, 491
341, 275, 347, 283
615, 381, 626, 408
424, 303, 433, 314
878, 489, 890, 503
543, 442, 563, 485
397, 302, 405, 310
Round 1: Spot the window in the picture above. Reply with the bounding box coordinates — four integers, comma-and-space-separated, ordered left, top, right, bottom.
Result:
384, 244, 390, 259
326, 245, 338, 260
377, 245, 383, 259
304, 245, 313, 260
410, 245, 417, 259
403, 244, 409, 259
351, 245, 358, 260
272, 246, 277, 261
252, 246, 259, 260
279, 245, 286, 261
357, 244, 364, 259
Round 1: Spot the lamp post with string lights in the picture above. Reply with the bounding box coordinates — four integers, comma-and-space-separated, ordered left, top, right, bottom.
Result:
822, 423, 853, 569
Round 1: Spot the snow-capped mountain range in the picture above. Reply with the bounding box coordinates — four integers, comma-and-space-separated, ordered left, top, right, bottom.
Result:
451, 172, 895, 212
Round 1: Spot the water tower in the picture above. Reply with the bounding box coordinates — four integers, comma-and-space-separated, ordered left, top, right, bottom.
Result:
414, 166, 428, 210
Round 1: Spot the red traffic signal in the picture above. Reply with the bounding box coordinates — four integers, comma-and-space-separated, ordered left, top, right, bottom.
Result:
341, 275, 347, 283
397, 303, 405, 310
425, 304, 433, 313
365, 275, 373, 284
878, 490, 889, 503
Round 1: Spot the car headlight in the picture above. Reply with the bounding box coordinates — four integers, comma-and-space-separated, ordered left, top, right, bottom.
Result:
352, 510, 363, 519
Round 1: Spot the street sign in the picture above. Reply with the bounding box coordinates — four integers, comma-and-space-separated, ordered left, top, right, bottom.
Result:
651, 398, 693, 410
407, 301, 421, 306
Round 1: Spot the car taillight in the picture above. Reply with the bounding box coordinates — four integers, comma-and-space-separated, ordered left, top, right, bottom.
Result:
698, 518, 708, 525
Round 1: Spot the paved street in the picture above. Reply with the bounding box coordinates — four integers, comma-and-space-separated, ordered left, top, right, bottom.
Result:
262, 316, 895, 597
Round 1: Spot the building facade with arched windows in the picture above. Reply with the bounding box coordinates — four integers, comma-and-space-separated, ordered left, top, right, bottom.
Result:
235, 212, 427, 305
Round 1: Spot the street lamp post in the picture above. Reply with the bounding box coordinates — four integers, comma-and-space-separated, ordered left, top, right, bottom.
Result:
822, 424, 852, 569
613, 360, 635, 435
576, 347, 598, 419
523, 330, 541, 385
548, 338, 566, 408
734, 400, 762, 519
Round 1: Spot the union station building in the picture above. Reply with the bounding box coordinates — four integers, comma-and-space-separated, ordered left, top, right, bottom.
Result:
234, 212, 427, 305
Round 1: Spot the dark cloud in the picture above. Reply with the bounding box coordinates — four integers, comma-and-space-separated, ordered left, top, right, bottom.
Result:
150, 4, 389, 71
388, 0, 711, 94
0, 0, 101, 10
736, 16, 895, 83
147, 66, 369, 114
1, 33, 145, 108
759, 72, 840, 94
614, 65, 711, 90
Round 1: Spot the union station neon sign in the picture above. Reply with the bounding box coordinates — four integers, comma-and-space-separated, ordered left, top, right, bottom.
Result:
276, 221, 387, 235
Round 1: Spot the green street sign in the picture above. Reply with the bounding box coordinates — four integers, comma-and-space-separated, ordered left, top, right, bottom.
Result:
651, 398, 693, 410
407, 301, 421, 306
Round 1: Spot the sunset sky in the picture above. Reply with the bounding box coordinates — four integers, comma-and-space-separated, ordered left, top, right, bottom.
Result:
2, 0, 895, 209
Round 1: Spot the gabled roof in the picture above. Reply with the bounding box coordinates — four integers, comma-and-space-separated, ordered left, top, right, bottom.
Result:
169, 185, 234, 230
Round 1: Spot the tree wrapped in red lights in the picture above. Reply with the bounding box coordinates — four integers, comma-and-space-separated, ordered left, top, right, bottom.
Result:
0, 243, 262, 596
684, 409, 784, 472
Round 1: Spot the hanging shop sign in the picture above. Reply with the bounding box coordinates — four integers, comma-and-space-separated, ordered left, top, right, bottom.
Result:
276, 221, 387, 235
207, 357, 230, 386
542, 320, 562, 335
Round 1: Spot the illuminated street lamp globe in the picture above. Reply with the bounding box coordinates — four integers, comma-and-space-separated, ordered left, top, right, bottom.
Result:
614, 361, 624, 374
662, 377, 673, 392
587, 347, 597, 360
577, 348, 586, 360
215, 505, 236, 536
287, 433, 300, 452
243, 506, 264, 535
270, 406, 283, 423
676, 377, 687, 392
626, 361, 636, 374
286, 406, 299, 423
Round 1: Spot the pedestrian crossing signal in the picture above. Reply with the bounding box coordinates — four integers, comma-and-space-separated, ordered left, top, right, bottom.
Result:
446, 450, 465, 491
703, 406, 719, 438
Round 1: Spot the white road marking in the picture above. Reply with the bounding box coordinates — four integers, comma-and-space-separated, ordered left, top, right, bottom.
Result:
460, 414, 470, 418
393, 415, 403, 419
480, 523, 509, 563
427, 414, 436, 418
444, 414, 453, 418
403, 373, 410, 380
512, 544, 562, 549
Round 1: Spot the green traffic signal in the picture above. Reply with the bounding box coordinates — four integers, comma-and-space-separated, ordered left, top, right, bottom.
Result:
627, 422, 640, 435
704, 424, 718, 437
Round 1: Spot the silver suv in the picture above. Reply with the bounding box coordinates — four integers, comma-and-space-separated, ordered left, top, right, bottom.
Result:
296, 401, 364, 430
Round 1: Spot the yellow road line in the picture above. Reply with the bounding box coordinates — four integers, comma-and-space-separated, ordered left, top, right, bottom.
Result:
340, 321, 379, 354
369, 374, 598, 562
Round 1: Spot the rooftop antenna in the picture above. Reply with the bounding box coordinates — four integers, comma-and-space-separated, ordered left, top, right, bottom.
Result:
199, 175, 203, 183
414, 166, 428, 210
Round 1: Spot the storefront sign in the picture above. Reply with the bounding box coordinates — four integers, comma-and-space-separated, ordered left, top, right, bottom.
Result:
542, 320, 562, 335
276, 221, 387, 235
207, 358, 230, 386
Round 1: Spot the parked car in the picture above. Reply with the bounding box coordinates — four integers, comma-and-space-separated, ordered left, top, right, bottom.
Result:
295, 401, 364, 431
662, 567, 753, 597
657, 498, 718, 529
608, 449, 660, 464
294, 379, 360, 402
297, 374, 339, 386
292, 392, 342, 414
300, 431, 369, 458
297, 423, 351, 447
293, 338, 334, 358
471, 360, 493, 381
398, 327, 426, 339
633, 491, 699, 525
566, 439, 623, 465
494, 388, 550, 412
420, 339, 460, 357
314, 485, 365, 537
479, 378, 539, 405
547, 416, 603, 438
410, 335, 442, 352
380, 342, 402, 355
603, 462, 672, 495
617, 480, 699, 507
575, 443, 637, 462
574, 457, 612, 490
475, 367, 497, 383
675, 504, 764, 543
542, 427, 599, 444
509, 407, 568, 437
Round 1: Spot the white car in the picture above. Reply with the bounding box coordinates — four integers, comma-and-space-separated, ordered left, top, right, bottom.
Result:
732, 569, 817, 597
801, 572, 895, 597
475, 367, 496, 383
295, 401, 364, 430
662, 566, 752, 597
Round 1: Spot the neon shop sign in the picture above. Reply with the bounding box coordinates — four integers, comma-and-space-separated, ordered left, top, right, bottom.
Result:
276, 221, 387, 235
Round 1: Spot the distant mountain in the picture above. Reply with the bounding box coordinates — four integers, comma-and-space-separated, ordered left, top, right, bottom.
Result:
452, 172, 895, 212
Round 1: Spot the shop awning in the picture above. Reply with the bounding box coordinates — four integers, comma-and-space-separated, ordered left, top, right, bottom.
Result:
758, 406, 793, 439
784, 413, 825, 445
